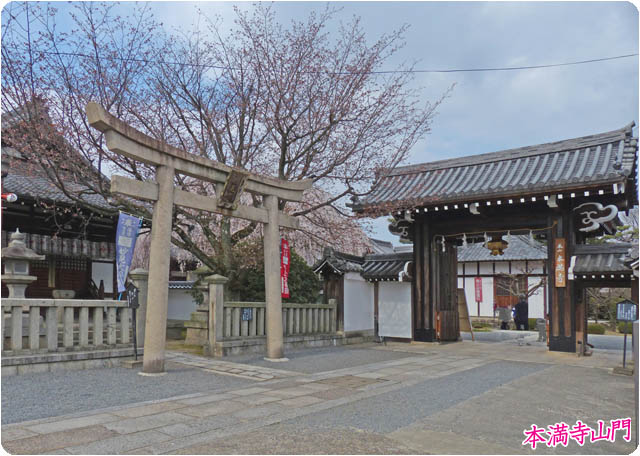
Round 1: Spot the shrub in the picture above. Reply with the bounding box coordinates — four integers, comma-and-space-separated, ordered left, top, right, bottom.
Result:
588, 323, 605, 335
227, 251, 321, 303
528, 318, 538, 330
617, 322, 633, 334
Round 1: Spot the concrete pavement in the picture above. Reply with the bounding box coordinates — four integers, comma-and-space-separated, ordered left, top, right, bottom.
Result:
2, 340, 636, 454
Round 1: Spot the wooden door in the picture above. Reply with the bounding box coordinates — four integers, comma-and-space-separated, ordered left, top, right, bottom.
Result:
434, 241, 459, 341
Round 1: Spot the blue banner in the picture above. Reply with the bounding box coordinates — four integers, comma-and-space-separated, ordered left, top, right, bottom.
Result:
115, 212, 141, 293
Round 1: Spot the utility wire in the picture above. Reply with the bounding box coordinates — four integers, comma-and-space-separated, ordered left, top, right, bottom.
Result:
34, 49, 638, 74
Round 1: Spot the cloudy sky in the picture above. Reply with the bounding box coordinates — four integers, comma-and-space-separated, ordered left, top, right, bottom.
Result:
149, 1, 638, 244
8, 2, 637, 244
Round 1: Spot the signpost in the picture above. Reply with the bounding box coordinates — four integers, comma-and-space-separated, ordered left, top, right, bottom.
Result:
126, 281, 140, 360
616, 299, 637, 368
474, 277, 482, 317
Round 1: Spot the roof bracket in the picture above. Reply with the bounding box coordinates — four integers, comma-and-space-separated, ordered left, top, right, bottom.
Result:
547, 195, 558, 209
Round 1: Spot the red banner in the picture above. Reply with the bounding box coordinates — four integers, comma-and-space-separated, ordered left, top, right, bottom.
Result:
474, 277, 483, 302
281, 239, 290, 298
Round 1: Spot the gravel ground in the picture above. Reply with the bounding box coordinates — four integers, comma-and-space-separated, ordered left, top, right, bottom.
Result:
225, 344, 414, 373
462, 330, 627, 350
280, 360, 549, 433
1, 361, 254, 425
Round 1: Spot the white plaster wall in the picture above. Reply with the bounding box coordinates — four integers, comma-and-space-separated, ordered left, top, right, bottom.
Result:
464, 262, 478, 275
91, 261, 114, 293
378, 281, 412, 338
479, 262, 493, 274
494, 262, 509, 273
527, 277, 545, 319
463, 277, 494, 317
511, 261, 527, 274
343, 273, 374, 332
167, 289, 197, 321
529, 260, 545, 274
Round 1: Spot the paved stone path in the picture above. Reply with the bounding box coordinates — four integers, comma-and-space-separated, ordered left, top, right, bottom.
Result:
2, 341, 636, 454
165, 352, 300, 381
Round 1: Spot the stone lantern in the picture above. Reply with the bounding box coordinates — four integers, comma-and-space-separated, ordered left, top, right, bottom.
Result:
1, 229, 45, 298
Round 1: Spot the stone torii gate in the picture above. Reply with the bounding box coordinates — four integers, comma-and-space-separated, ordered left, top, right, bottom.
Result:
86, 103, 312, 375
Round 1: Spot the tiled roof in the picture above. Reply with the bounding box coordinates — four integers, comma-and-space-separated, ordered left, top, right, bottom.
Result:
362, 252, 412, 280
313, 247, 364, 275
318, 236, 548, 280
457, 235, 547, 262
369, 238, 394, 254
571, 243, 633, 275
3, 168, 112, 209
352, 123, 637, 213
168, 280, 195, 289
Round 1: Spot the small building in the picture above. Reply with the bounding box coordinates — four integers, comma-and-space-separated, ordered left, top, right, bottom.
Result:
1, 146, 118, 299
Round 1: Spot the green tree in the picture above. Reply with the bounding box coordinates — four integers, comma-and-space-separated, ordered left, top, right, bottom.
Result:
227, 250, 321, 303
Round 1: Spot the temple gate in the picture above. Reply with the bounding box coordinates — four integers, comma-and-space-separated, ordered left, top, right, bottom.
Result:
352, 123, 638, 352
86, 103, 311, 374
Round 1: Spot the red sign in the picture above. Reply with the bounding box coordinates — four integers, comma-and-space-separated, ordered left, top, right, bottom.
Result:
280, 239, 290, 298
474, 277, 483, 302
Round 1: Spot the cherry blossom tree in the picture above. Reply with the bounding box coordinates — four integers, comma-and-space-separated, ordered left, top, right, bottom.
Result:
2, 2, 449, 274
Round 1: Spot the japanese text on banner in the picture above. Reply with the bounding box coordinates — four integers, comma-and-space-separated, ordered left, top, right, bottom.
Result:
115, 212, 141, 293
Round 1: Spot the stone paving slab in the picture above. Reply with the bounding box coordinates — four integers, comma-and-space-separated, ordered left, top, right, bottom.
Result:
173, 392, 234, 406
3, 425, 118, 454
0, 427, 39, 442
155, 415, 242, 439
178, 400, 246, 419
165, 352, 300, 381
104, 411, 195, 434
112, 401, 186, 419
65, 429, 173, 455
230, 393, 282, 406
22, 413, 120, 434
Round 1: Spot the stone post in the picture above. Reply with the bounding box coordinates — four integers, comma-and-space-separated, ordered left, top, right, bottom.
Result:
141, 165, 175, 375
129, 268, 149, 349
263, 195, 285, 361
205, 274, 228, 356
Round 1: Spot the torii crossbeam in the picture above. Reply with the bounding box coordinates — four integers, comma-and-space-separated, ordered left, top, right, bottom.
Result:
87, 103, 312, 374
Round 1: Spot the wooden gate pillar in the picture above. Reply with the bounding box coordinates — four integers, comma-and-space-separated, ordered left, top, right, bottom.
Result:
548, 212, 576, 352
142, 165, 175, 374
263, 195, 285, 360
413, 221, 435, 341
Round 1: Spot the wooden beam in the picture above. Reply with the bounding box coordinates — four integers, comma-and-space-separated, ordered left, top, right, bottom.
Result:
88, 102, 312, 202
111, 175, 300, 230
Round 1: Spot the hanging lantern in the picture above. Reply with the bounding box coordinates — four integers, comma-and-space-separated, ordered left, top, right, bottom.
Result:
486, 235, 509, 256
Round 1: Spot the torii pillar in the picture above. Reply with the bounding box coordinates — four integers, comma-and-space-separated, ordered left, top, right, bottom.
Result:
87, 103, 311, 374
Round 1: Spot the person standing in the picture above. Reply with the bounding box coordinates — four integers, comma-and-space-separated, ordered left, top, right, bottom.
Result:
514, 295, 529, 330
